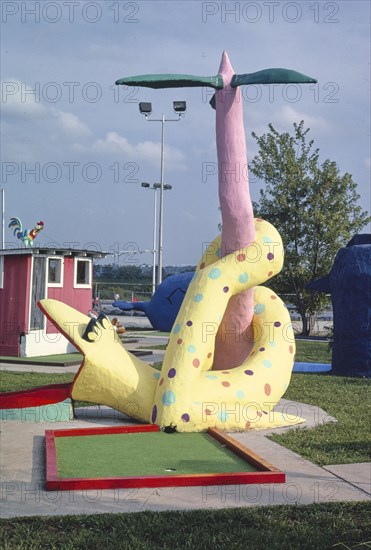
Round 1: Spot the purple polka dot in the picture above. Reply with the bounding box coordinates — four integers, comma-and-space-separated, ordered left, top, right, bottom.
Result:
168, 368, 176, 378
274, 321, 281, 327
267, 253, 274, 260
223, 286, 229, 293
186, 320, 193, 327
181, 413, 190, 423
151, 405, 157, 423
259, 347, 265, 352
244, 369, 254, 376
263, 411, 268, 415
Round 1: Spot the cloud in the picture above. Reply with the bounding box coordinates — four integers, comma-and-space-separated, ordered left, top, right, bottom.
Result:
274, 105, 330, 133
90, 131, 187, 171
56, 111, 92, 137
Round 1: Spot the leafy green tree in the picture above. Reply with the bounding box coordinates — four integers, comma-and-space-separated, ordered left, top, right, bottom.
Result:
250, 121, 370, 335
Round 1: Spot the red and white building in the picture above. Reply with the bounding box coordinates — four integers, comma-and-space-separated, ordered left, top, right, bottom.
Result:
0, 248, 105, 357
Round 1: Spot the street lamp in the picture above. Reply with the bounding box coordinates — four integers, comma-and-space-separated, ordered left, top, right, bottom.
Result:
139, 101, 186, 285
141, 182, 172, 294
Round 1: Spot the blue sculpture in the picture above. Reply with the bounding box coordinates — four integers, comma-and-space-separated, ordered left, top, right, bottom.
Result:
113, 272, 193, 332
307, 234, 371, 378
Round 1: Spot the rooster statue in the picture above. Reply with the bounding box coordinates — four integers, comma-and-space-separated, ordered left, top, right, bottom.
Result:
8, 217, 44, 247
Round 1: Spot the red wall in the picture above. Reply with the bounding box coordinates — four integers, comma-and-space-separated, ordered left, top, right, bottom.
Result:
0, 255, 31, 356
46, 257, 92, 334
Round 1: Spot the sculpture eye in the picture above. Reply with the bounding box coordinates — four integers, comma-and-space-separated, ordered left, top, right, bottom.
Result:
82, 318, 100, 342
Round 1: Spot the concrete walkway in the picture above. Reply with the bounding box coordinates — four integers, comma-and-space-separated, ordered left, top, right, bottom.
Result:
0, 342, 369, 518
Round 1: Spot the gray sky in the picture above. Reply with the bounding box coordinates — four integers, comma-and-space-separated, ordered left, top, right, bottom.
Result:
1, 0, 370, 266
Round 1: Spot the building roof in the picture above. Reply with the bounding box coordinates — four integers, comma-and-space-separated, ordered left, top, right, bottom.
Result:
0, 247, 108, 259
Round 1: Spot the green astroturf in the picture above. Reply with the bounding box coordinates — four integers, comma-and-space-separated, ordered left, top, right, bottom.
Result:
55, 431, 257, 479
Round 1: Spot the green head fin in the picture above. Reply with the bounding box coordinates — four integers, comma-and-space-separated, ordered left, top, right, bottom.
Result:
115, 73, 224, 89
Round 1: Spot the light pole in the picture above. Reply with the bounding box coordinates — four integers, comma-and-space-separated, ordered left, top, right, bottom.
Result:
139, 101, 186, 285
141, 182, 172, 294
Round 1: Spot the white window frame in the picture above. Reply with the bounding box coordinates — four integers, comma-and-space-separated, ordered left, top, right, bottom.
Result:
73, 257, 92, 288
47, 256, 64, 288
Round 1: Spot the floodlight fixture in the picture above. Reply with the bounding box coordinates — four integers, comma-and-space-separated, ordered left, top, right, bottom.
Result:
139, 102, 152, 115
173, 101, 186, 113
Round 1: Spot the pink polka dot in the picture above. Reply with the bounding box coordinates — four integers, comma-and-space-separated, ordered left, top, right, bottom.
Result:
264, 383, 271, 396
268, 271, 273, 277
256, 411, 262, 417
205, 408, 212, 416
271, 295, 277, 300
289, 345, 294, 354
192, 358, 200, 368
245, 421, 251, 429
222, 381, 230, 387
237, 253, 246, 262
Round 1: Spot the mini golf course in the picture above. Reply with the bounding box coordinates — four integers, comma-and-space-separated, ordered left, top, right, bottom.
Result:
46, 425, 285, 491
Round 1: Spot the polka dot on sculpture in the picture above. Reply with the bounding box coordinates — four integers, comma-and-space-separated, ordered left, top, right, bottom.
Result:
254, 303, 265, 314
181, 413, 190, 423
256, 411, 263, 418
221, 381, 230, 387
236, 253, 246, 262
274, 321, 281, 327
245, 421, 251, 429
168, 368, 176, 378
208, 267, 222, 279
268, 271, 273, 277
236, 390, 245, 399
177, 338, 183, 345
206, 374, 218, 380
263, 359, 272, 368
239, 272, 249, 283
200, 262, 205, 270
192, 358, 200, 368
153, 372, 161, 379
186, 320, 193, 327
223, 286, 229, 293
194, 293, 204, 302
264, 383, 271, 396
159, 378, 164, 386
267, 252, 274, 260
289, 345, 294, 354
173, 324, 181, 334
222, 371, 230, 374
215, 247, 221, 258
162, 390, 176, 406
256, 218, 263, 222
259, 347, 265, 352
263, 236, 272, 243
187, 344, 196, 353
271, 295, 277, 300
269, 341, 277, 348
207, 352, 213, 359
205, 408, 212, 416
151, 405, 157, 423
217, 411, 228, 422
244, 369, 254, 376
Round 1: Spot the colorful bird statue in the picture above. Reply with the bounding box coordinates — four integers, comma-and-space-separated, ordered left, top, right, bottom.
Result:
8, 217, 44, 247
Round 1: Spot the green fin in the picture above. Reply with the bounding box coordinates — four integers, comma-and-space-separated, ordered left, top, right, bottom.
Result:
115, 73, 224, 89
231, 68, 317, 87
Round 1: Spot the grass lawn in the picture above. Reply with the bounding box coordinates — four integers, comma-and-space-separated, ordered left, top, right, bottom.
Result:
0, 502, 370, 549
139, 339, 333, 363
0, 353, 83, 365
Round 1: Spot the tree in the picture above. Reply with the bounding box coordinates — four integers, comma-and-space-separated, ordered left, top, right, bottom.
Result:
250, 121, 370, 335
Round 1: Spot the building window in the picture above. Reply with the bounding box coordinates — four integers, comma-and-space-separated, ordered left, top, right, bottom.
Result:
47, 257, 63, 287
74, 258, 92, 288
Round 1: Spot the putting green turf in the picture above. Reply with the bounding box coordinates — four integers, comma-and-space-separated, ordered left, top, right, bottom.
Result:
55, 432, 257, 478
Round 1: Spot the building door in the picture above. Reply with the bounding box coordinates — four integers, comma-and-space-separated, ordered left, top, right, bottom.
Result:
30, 257, 46, 330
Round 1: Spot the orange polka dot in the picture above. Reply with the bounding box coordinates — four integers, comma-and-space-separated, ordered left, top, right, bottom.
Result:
264, 383, 271, 396
237, 253, 246, 262
245, 421, 251, 429
256, 411, 262, 417
159, 378, 164, 386
271, 295, 277, 300
222, 371, 230, 374
289, 345, 294, 354
268, 271, 273, 277
207, 352, 212, 359
200, 262, 205, 270
205, 408, 212, 415
222, 381, 230, 387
